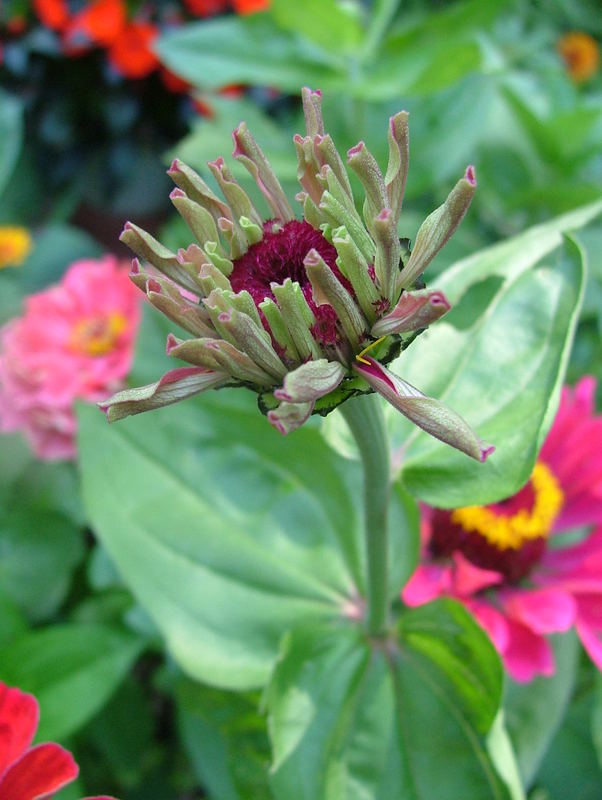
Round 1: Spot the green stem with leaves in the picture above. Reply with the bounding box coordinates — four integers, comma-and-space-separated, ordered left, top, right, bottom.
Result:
341, 393, 391, 637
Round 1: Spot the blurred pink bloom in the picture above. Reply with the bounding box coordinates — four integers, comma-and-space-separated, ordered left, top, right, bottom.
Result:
0, 681, 117, 799
403, 377, 602, 682
0, 255, 141, 460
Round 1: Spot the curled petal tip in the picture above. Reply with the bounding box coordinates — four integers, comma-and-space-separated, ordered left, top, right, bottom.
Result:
130, 257, 141, 274
147, 278, 162, 294
119, 221, 134, 240
347, 141, 365, 159
169, 187, 186, 200
480, 443, 495, 462
465, 165, 476, 186
165, 333, 178, 354
167, 158, 182, 175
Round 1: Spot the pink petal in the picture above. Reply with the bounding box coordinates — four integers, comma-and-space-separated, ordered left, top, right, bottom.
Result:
468, 602, 510, 652
0, 684, 39, 777
0, 742, 78, 799
501, 619, 555, 682
402, 564, 452, 605
451, 552, 503, 596
502, 588, 576, 634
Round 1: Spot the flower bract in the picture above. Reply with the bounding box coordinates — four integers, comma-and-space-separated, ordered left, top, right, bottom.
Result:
103, 88, 492, 462
403, 377, 602, 681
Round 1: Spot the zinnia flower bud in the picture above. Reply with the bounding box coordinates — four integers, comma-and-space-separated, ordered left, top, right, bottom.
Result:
103, 88, 492, 462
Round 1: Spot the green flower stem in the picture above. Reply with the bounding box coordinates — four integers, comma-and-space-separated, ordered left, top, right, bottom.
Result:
341, 393, 391, 636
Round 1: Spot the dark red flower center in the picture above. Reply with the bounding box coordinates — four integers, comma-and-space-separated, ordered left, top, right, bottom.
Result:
229, 219, 351, 346
429, 462, 564, 583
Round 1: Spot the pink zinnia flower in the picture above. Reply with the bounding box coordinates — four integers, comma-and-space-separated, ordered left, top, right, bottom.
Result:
403, 377, 602, 682
0, 255, 141, 460
0, 681, 117, 799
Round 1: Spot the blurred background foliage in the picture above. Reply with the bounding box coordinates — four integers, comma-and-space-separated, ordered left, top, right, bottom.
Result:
0, 0, 601, 797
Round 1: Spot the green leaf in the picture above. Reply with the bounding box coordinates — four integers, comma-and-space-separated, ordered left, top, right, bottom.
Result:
78, 391, 413, 689
0, 507, 85, 622
0, 89, 23, 198
177, 679, 272, 800
533, 671, 602, 799
392, 232, 587, 507
271, 0, 363, 55
504, 633, 579, 787
357, 0, 503, 99
156, 16, 347, 94
267, 600, 514, 799
435, 200, 602, 305
20, 223, 102, 292
0, 623, 144, 741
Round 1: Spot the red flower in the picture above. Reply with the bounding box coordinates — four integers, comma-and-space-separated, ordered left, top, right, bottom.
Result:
160, 67, 191, 94
33, 0, 70, 31
108, 21, 159, 79
72, 0, 126, 46
232, 0, 270, 13
0, 681, 118, 799
184, 0, 228, 16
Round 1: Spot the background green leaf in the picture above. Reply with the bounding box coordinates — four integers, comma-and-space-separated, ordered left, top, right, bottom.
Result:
0, 623, 144, 741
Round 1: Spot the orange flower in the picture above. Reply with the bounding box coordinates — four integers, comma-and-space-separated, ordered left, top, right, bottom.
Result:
108, 21, 159, 79
558, 31, 600, 82
184, 0, 228, 16
33, 0, 70, 30
0, 226, 32, 269
160, 68, 191, 94
232, 0, 270, 13
75, 0, 126, 46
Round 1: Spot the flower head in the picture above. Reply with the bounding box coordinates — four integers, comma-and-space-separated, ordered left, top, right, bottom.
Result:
557, 31, 600, 82
107, 20, 159, 78
0, 680, 117, 799
0, 226, 32, 269
403, 377, 602, 681
0, 255, 140, 460
103, 88, 491, 461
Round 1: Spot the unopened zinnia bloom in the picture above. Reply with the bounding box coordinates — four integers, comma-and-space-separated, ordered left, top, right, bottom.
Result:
0, 226, 32, 269
103, 88, 492, 462
0, 255, 140, 460
557, 31, 600, 82
403, 377, 602, 682
0, 681, 118, 800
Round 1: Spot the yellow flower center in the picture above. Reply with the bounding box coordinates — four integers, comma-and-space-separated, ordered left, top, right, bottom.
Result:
70, 312, 128, 356
0, 226, 32, 269
450, 462, 564, 551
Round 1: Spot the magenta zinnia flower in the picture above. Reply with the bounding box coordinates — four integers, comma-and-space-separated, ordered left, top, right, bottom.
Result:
0, 681, 117, 799
101, 88, 492, 462
0, 255, 141, 460
403, 377, 602, 682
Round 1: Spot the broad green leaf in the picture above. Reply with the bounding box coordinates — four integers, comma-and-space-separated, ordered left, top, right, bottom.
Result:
435, 200, 602, 304
504, 633, 579, 787
392, 233, 587, 507
156, 16, 347, 94
271, 0, 363, 55
533, 672, 602, 799
357, 0, 503, 100
177, 679, 271, 800
0, 89, 22, 197
0, 507, 85, 622
267, 600, 513, 800
77, 391, 413, 689
0, 623, 144, 741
